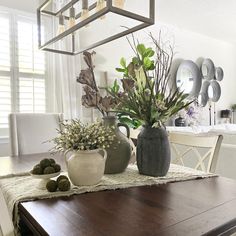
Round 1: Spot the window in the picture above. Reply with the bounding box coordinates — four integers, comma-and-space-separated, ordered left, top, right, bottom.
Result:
0, 8, 47, 136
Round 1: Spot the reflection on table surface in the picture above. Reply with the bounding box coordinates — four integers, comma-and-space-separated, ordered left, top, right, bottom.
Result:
0, 153, 66, 176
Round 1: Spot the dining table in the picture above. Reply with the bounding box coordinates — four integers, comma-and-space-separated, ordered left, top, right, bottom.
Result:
0, 153, 236, 236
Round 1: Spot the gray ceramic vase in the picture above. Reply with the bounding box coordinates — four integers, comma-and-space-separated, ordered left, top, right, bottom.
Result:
137, 126, 171, 177
103, 116, 132, 174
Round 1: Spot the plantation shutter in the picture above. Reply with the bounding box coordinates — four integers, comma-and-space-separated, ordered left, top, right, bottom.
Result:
0, 13, 11, 132
17, 20, 46, 113
0, 9, 47, 136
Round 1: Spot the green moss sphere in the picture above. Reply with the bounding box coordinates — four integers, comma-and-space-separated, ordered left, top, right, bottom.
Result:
32, 166, 43, 175
43, 166, 55, 174
51, 163, 61, 172
58, 179, 70, 191
46, 180, 58, 192
57, 175, 68, 183
40, 159, 51, 169
49, 158, 56, 165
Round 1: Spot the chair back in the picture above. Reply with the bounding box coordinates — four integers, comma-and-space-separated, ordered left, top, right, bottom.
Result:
9, 113, 63, 156
169, 132, 223, 173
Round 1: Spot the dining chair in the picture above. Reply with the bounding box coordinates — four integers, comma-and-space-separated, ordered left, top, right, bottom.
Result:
9, 113, 63, 156
169, 132, 223, 173
129, 128, 141, 163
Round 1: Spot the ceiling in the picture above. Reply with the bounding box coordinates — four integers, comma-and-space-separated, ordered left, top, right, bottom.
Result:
157, 0, 236, 44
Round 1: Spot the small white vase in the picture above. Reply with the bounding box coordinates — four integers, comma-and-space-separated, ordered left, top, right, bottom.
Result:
65, 149, 107, 186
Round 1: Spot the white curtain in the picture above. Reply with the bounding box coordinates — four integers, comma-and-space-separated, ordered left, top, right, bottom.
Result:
46, 0, 83, 120
49, 52, 82, 120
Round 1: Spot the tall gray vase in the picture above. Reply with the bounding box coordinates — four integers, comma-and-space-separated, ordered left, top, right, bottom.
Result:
103, 116, 132, 174
137, 126, 171, 177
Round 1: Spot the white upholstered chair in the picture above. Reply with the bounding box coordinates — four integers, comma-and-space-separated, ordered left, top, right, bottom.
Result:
129, 128, 141, 163
9, 113, 63, 156
169, 132, 223, 173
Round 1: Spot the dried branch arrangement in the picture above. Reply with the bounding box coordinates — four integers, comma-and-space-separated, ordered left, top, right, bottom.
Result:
77, 51, 117, 116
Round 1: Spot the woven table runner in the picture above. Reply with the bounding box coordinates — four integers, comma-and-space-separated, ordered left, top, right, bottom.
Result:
0, 164, 217, 235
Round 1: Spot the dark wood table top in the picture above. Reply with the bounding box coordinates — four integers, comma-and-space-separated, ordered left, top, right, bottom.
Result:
1, 154, 236, 236
0, 153, 66, 176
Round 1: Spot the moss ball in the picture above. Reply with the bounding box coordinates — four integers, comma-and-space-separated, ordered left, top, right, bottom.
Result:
43, 166, 55, 174
34, 164, 41, 169
58, 179, 70, 191
40, 159, 51, 169
32, 166, 43, 175
46, 180, 58, 192
57, 175, 68, 183
49, 158, 56, 165
51, 163, 61, 172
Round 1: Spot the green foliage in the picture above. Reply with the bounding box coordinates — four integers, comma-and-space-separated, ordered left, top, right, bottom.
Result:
231, 104, 236, 111
57, 175, 69, 183
110, 79, 120, 94
117, 114, 142, 129
116, 43, 155, 77
58, 179, 70, 191
43, 166, 56, 174
108, 34, 193, 128
46, 180, 58, 192
31, 159, 61, 175
51, 120, 116, 152
120, 57, 126, 68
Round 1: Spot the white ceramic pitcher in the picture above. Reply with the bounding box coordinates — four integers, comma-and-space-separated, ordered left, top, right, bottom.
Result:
65, 149, 107, 186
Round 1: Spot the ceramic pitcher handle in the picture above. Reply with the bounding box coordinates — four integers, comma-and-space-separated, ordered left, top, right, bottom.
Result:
118, 123, 130, 138
64, 150, 71, 168
100, 149, 107, 162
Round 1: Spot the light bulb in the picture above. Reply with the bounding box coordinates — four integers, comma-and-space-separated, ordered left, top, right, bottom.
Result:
81, 9, 90, 26
69, 6, 76, 28
96, 0, 106, 19
114, 0, 125, 9
80, 0, 90, 27
57, 14, 65, 35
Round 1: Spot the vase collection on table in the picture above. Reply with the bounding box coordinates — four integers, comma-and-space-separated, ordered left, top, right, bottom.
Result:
51, 33, 192, 185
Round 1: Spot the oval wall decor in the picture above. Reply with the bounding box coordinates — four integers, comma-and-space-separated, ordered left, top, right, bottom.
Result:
201, 58, 215, 80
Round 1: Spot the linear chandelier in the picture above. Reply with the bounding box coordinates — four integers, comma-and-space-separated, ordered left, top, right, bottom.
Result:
37, 0, 155, 55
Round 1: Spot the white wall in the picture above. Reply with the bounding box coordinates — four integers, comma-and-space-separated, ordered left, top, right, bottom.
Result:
82, 22, 236, 126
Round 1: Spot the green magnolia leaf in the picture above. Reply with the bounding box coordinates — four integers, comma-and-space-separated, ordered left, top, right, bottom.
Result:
148, 62, 155, 70
113, 80, 120, 93
143, 57, 152, 69
132, 57, 139, 65
120, 57, 126, 68
144, 47, 155, 58
108, 80, 120, 94
116, 67, 125, 72
119, 117, 135, 127
137, 44, 146, 57
124, 68, 129, 77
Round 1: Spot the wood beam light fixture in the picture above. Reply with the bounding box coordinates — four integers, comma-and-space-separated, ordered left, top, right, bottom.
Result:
37, 0, 155, 55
